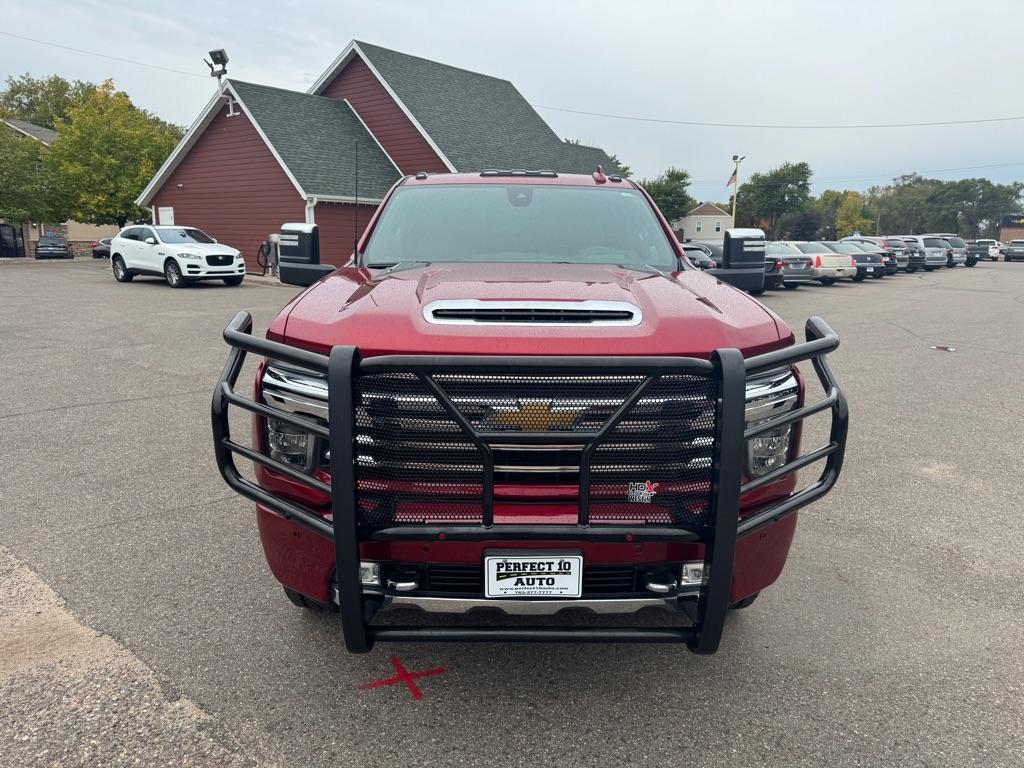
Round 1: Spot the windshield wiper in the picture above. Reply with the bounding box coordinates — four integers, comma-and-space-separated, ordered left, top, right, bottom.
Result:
371, 261, 431, 276
616, 263, 669, 277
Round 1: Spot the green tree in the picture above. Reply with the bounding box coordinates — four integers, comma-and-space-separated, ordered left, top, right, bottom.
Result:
638, 166, 697, 222
0, 73, 97, 129
49, 80, 183, 227
835, 191, 874, 237
738, 161, 812, 238
606, 154, 632, 178
0, 129, 71, 224
814, 189, 845, 239
779, 209, 822, 240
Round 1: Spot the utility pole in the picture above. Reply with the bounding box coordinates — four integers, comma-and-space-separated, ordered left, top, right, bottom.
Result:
730, 154, 745, 228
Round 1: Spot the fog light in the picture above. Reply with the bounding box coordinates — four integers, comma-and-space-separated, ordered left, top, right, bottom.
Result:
747, 423, 792, 477
359, 561, 380, 586
680, 562, 705, 585
267, 418, 312, 469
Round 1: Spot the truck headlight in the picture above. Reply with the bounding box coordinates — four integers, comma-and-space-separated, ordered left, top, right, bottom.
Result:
261, 364, 329, 475
267, 418, 316, 470
745, 369, 799, 478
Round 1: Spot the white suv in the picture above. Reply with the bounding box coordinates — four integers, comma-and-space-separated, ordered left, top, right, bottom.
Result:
110, 225, 245, 288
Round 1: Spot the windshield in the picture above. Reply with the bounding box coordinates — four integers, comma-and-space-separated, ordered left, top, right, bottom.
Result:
156, 228, 214, 244
362, 184, 678, 268
1011, 241, 1024, 246
795, 242, 834, 254
923, 237, 946, 248
766, 242, 798, 255
944, 236, 966, 248
826, 243, 862, 254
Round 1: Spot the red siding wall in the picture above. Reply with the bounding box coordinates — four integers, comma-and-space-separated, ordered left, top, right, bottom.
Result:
313, 201, 374, 267
320, 56, 449, 175
150, 104, 305, 272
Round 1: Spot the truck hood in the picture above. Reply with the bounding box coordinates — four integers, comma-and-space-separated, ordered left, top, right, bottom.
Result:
278, 263, 790, 358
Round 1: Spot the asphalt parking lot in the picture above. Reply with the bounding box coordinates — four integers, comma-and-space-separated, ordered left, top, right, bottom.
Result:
2, 259, 1023, 767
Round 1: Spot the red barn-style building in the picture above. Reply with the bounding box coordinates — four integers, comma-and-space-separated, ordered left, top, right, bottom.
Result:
137, 41, 616, 272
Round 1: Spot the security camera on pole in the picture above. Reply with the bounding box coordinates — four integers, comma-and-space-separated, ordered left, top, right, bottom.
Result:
729, 154, 745, 228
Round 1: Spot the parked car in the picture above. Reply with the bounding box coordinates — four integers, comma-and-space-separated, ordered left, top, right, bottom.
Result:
899, 236, 949, 270
889, 237, 927, 272
755, 252, 785, 294
681, 243, 717, 270
110, 225, 245, 287
823, 241, 884, 281
208, 169, 849, 655
925, 234, 968, 267
91, 238, 111, 259
841, 236, 908, 272
1005, 240, 1024, 262
971, 238, 1001, 261
34, 235, 71, 259
766, 241, 814, 289
785, 241, 855, 284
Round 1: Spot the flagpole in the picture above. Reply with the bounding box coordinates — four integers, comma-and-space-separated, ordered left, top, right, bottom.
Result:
730, 154, 745, 229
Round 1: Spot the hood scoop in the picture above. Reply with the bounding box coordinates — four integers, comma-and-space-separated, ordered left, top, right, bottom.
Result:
423, 300, 642, 326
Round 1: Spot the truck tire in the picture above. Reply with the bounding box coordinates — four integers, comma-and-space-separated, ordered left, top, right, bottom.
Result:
749, 288, 765, 296
164, 260, 188, 288
222, 276, 244, 286
112, 256, 133, 282
819, 277, 837, 285
730, 592, 760, 609
853, 272, 865, 282
783, 282, 799, 290
283, 586, 334, 612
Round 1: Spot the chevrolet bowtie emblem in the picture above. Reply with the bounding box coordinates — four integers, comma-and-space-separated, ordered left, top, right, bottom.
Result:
493, 402, 579, 432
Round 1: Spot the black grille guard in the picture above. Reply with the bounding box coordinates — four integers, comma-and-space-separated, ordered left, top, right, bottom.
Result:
212, 312, 848, 654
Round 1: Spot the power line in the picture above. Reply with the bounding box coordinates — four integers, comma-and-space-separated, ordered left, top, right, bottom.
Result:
533, 104, 1024, 130
0, 31, 208, 79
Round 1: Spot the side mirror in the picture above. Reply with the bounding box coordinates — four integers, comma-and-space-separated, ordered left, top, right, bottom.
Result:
705, 228, 766, 292
145, 237, 156, 244
211, 238, 218, 243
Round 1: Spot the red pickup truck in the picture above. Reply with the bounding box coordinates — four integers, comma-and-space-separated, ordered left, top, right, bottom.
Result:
212, 169, 848, 654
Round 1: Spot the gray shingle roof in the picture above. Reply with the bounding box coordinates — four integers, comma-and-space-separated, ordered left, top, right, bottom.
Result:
3, 118, 57, 145
354, 41, 617, 175
229, 80, 400, 200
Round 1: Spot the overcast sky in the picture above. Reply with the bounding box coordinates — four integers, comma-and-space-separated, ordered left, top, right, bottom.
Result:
3, 0, 1022, 200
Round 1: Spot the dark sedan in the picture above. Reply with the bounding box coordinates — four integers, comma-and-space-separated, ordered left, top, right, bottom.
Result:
766, 241, 814, 288
91, 238, 112, 259
681, 243, 717, 270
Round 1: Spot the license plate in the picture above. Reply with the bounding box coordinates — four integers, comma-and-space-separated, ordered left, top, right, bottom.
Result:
866, 266, 874, 272
484, 552, 582, 598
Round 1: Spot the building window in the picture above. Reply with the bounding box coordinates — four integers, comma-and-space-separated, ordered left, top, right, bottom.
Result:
696, 220, 703, 233
715, 220, 722, 233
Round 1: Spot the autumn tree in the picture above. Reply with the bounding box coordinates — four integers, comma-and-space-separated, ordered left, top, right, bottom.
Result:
835, 191, 874, 237
48, 80, 182, 227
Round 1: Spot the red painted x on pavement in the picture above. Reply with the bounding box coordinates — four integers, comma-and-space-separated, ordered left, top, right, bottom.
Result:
358, 656, 446, 700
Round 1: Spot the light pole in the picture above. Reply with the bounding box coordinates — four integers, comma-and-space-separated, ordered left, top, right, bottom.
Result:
731, 154, 745, 229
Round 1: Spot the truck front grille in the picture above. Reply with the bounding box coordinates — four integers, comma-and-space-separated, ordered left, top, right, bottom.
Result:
402, 563, 671, 596
354, 372, 717, 528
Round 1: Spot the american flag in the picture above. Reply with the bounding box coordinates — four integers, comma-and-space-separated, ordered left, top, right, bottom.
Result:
726, 169, 737, 187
